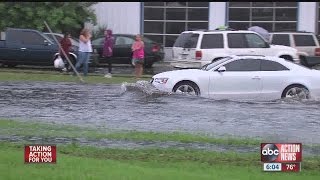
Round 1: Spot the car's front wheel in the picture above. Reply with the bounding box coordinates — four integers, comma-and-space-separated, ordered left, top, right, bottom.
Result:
173, 81, 200, 96
281, 84, 310, 99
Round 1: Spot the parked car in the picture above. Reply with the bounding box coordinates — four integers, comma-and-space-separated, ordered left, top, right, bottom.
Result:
151, 55, 320, 100
0, 28, 77, 67
44, 32, 79, 51
171, 30, 299, 69
91, 34, 165, 68
269, 32, 320, 67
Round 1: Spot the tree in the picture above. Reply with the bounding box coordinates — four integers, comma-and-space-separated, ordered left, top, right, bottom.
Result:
0, 2, 97, 36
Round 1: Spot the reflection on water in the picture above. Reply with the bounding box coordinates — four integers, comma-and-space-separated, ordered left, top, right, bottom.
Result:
0, 81, 320, 145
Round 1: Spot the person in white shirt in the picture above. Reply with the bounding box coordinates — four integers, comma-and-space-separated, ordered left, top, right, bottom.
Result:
75, 28, 92, 76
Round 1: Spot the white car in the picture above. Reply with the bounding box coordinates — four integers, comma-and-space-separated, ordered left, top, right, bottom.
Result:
171, 30, 299, 69
152, 55, 320, 100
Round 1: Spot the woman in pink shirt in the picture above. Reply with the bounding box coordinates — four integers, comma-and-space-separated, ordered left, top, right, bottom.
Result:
131, 34, 145, 79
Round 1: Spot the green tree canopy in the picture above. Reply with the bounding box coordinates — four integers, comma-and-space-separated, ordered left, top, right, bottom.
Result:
0, 2, 97, 36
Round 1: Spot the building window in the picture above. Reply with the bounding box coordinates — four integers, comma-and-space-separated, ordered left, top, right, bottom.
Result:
143, 2, 209, 47
228, 2, 298, 32
318, 3, 320, 34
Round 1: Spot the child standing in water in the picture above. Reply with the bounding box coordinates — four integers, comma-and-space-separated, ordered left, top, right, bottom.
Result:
131, 34, 144, 79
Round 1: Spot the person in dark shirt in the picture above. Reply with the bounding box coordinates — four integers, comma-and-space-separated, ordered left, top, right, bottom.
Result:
103, 29, 115, 78
59, 32, 72, 71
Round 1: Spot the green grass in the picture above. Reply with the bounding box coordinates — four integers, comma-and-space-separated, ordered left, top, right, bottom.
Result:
0, 119, 262, 146
0, 71, 151, 84
0, 142, 319, 180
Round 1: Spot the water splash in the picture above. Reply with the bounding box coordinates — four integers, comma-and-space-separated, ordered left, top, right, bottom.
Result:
121, 80, 171, 97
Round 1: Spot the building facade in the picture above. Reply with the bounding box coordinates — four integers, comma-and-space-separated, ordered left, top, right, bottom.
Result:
92, 2, 320, 60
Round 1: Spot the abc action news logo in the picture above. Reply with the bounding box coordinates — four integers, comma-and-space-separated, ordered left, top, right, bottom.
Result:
261, 143, 302, 163
24, 145, 56, 164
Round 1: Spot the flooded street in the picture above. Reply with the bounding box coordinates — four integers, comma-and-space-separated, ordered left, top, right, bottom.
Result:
0, 81, 320, 145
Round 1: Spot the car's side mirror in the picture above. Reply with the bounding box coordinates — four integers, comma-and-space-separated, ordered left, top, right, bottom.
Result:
217, 66, 226, 72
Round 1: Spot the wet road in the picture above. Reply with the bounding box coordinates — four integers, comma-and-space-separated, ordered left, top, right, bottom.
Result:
0, 81, 320, 145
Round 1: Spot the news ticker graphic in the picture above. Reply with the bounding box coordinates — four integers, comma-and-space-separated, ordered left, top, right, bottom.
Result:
261, 143, 302, 172
24, 145, 56, 164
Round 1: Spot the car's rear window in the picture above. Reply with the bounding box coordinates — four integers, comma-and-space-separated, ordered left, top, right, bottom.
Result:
271, 34, 290, 46
173, 33, 199, 48
201, 34, 224, 49
293, 35, 316, 46
260, 60, 289, 71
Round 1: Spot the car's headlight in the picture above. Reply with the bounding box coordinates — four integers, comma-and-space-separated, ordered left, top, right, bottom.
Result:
154, 78, 169, 84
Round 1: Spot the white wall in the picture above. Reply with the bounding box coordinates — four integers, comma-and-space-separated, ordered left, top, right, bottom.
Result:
298, 2, 317, 33
91, 2, 141, 34
209, 2, 227, 30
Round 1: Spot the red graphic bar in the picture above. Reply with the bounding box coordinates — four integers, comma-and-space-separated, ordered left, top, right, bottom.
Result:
281, 163, 301, 172
24, 145, 56, 164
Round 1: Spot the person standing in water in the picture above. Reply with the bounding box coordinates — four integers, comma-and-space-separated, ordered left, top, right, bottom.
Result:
103, 29, 115, 78
131, 34, 145, 79
75, 28, 92, 76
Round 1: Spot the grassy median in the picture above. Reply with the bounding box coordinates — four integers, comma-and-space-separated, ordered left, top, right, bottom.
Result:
0, 119, 262, 146
0, 71, 151, 84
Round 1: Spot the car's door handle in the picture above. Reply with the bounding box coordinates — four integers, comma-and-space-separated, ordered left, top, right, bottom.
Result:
252, 76, 261, 80
20, 48, 26, 50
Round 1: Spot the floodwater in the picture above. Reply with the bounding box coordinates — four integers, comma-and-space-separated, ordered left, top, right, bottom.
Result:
0, 81, 320, 146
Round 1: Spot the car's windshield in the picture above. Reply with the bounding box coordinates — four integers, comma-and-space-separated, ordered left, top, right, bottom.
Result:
201, 57, 233, 71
